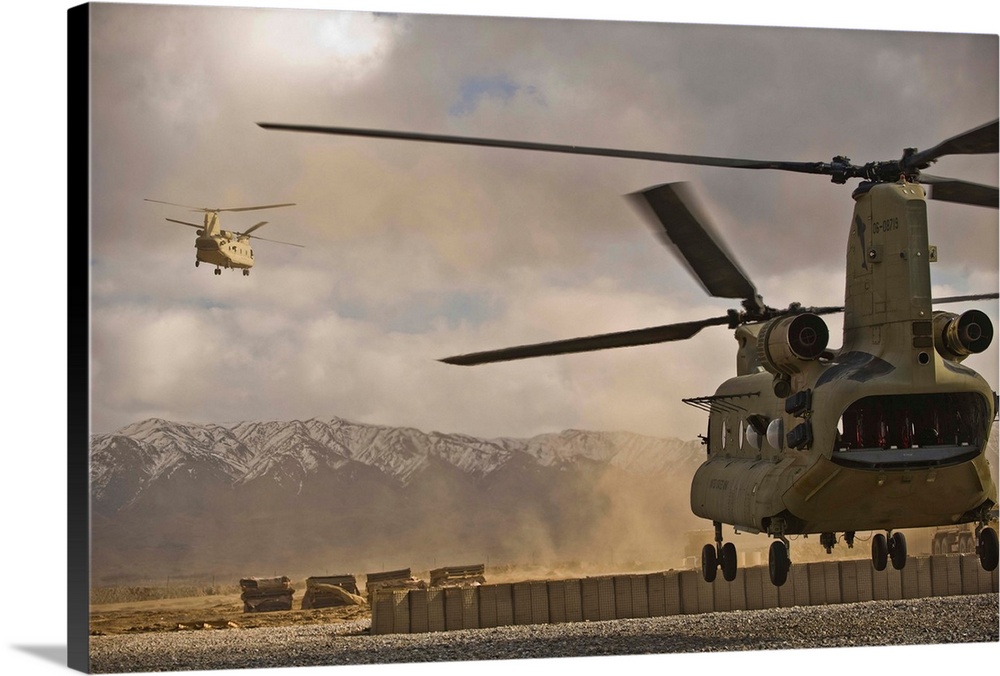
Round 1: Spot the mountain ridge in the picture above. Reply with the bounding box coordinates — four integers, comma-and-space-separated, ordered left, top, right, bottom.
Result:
89, 416, 707, 582
90, 415, 705, 508
89, 417, 997, 584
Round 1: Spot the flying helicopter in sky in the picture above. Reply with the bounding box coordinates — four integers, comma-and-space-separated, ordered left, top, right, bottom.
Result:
145, 199, 302, 275
258, 118, 1000, 586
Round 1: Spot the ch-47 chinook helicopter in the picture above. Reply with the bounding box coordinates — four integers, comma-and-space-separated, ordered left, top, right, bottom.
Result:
258, 118, 1000, 586
145, 199, 302, 275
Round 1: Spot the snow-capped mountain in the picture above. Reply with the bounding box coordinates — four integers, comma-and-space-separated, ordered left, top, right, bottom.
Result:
87, 416, 707, 583
87, 418, 1000, 584
90, 416, 704, 509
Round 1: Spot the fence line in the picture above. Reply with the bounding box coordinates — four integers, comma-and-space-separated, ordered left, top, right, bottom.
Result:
370, 553, 998, 635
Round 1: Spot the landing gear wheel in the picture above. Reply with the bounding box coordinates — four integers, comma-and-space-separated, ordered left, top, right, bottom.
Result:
701, 544, 718, 583
195, 260, 200, 267
768, 541, 790, 587
889, 532, 907, 570
720, 542, 738, 582
979, 527, 999, 572
871, 533, 888, 571
701, 545, 719, 582
214, 268, 221, 275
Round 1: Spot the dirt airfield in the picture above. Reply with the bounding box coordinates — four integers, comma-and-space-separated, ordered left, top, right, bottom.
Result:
89, 564, 586, 636
89, 591, 370, 636
87, 537, 971, 638
88, 561, 681, 636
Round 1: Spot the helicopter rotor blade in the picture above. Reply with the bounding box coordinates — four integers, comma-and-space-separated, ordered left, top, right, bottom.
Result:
932, 292, 999, 305
440, 315, 732, 366
146, 198, 296, 213
918, 174, 999, 209
628, 182, 761, 311
146, 198, 214, 211
258, 122, 833, 175
801, 305, 845, 316
260, 121, 999, 198
218, 203, 296, 213
240, 221, 269, 236
245, 233, 305, 248
165, 218, 204, 229
441, 302, 853, 366
236, 219, 303, 246
903, 119, 999, 171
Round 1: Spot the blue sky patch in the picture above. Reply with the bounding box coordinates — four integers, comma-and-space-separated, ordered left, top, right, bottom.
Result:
450, 75, 530, 117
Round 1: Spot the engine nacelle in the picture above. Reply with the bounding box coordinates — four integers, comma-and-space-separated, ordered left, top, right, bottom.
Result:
757, 313, 830, 376
933, 309, 994, 362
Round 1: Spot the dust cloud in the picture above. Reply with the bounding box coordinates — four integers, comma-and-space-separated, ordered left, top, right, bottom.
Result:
91, 451, 708, 589
92, 424, 998, 589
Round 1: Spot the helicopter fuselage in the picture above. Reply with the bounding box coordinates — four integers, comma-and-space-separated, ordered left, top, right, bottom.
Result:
146, 201, 298, 274
690, 181, 997, 537
195, 233, 254, 270
190, 211, 256, 271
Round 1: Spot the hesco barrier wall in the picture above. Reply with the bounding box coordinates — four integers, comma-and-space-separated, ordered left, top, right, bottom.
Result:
370, 554, 998, 635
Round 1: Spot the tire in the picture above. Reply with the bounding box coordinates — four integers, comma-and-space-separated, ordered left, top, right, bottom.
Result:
890, 532, 907, 570
701, 543, 718, 583
980, 527, 999, 572
768, 541, 789, 587
871, 533, 888, 571
720, 542, 738, 582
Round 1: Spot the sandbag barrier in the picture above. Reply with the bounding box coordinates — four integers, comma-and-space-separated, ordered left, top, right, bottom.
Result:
239, 576, 295, 613
301, 575, 364, 609
369, 554, 998, 634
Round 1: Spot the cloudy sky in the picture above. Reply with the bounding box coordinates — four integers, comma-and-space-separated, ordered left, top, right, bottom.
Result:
83, 2, 999, 441
1, 3, 996, 676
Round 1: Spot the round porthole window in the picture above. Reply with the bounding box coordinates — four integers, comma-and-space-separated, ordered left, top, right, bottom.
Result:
766, 418, 784, 450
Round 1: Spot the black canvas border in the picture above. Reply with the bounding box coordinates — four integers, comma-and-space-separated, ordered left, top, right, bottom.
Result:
67, 2, 91, 672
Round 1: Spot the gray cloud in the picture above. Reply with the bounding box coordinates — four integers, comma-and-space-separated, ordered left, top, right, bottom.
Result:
86, 3, 998, 442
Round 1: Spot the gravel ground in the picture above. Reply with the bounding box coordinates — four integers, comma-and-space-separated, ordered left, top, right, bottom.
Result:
89, 593, 999, 673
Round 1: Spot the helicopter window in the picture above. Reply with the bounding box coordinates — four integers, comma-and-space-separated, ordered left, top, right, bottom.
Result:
745, 424, 762, 451
766, 418, 784, 450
